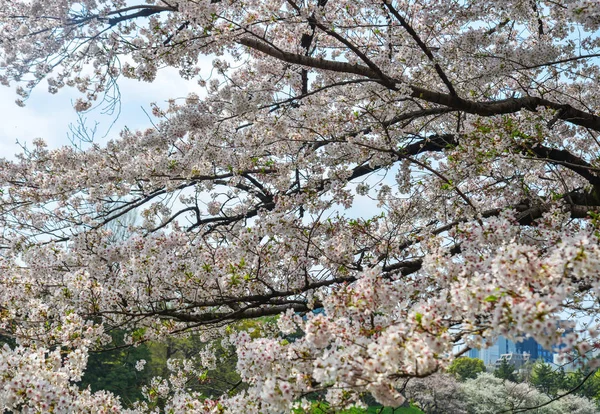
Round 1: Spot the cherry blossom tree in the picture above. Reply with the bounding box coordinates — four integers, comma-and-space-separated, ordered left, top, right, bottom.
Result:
462, 373, 598, 414
404, 373, 467, 413
2, 0, 600, 412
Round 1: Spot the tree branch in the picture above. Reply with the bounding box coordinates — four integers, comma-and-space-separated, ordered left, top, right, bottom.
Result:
239, 37, 600, 132
383, 1, 457, 95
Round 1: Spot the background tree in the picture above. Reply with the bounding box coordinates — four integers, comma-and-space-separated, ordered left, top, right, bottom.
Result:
494, 359, 518, 383
565, 369, 600, 405
462, 373, 543, 414
462, 373, 597, 414
547, 394, 599, 414
447, 357, 486, 381
3, 0, 600, 412
403, 373, 467, 414
531, 361, 561, 397
81, 330, 153, 406
78, 208, 155, 406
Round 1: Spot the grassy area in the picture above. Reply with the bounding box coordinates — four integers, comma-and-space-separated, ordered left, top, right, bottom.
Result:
366, 406, 422, 413
297, 402, 423, 413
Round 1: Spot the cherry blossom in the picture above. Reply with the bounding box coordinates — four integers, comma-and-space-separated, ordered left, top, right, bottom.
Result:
2, 0, 600, 411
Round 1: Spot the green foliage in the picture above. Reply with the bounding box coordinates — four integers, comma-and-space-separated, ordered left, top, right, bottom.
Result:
81, 316, 282, 409
447, 357, 486, 381
364, 406, 422, 414
530, 360, 562, 396
564, 369, 600, 403
0, 334, 16, 348
82, 330, 242, 408
81, 330, 152, 406
493, 358, 517, 382
295, 401, 422, 413
145, 333, 243, 400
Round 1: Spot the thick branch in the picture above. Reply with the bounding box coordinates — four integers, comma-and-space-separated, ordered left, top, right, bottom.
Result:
523, 144, 600, 186
240, 38, 600, 132
158, 303, 310, 323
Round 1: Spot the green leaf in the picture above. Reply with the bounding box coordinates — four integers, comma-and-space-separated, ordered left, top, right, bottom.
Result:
415, 313, 423, 324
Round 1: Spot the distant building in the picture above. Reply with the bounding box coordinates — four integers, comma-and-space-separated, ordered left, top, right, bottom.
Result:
467, 335, 553, 366
465, 321, 572, 367
495, 353, 530, 369
516, 337, 553, 364
467, 336, 517, 366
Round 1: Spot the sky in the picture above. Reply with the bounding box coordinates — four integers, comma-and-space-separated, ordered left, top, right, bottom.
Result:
0, 66, 206, 159
0, 46, 392, 239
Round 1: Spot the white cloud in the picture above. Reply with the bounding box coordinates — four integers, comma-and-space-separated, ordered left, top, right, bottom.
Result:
0, 88, 73, 158
0, 58, 213, 159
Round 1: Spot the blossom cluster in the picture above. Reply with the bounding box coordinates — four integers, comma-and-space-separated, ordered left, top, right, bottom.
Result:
2, 0, 600, 412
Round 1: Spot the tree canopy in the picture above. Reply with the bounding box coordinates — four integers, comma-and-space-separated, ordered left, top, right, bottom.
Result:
494, 358, 518, 383
2, 0, 600, 412
447, 357, 486, 381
